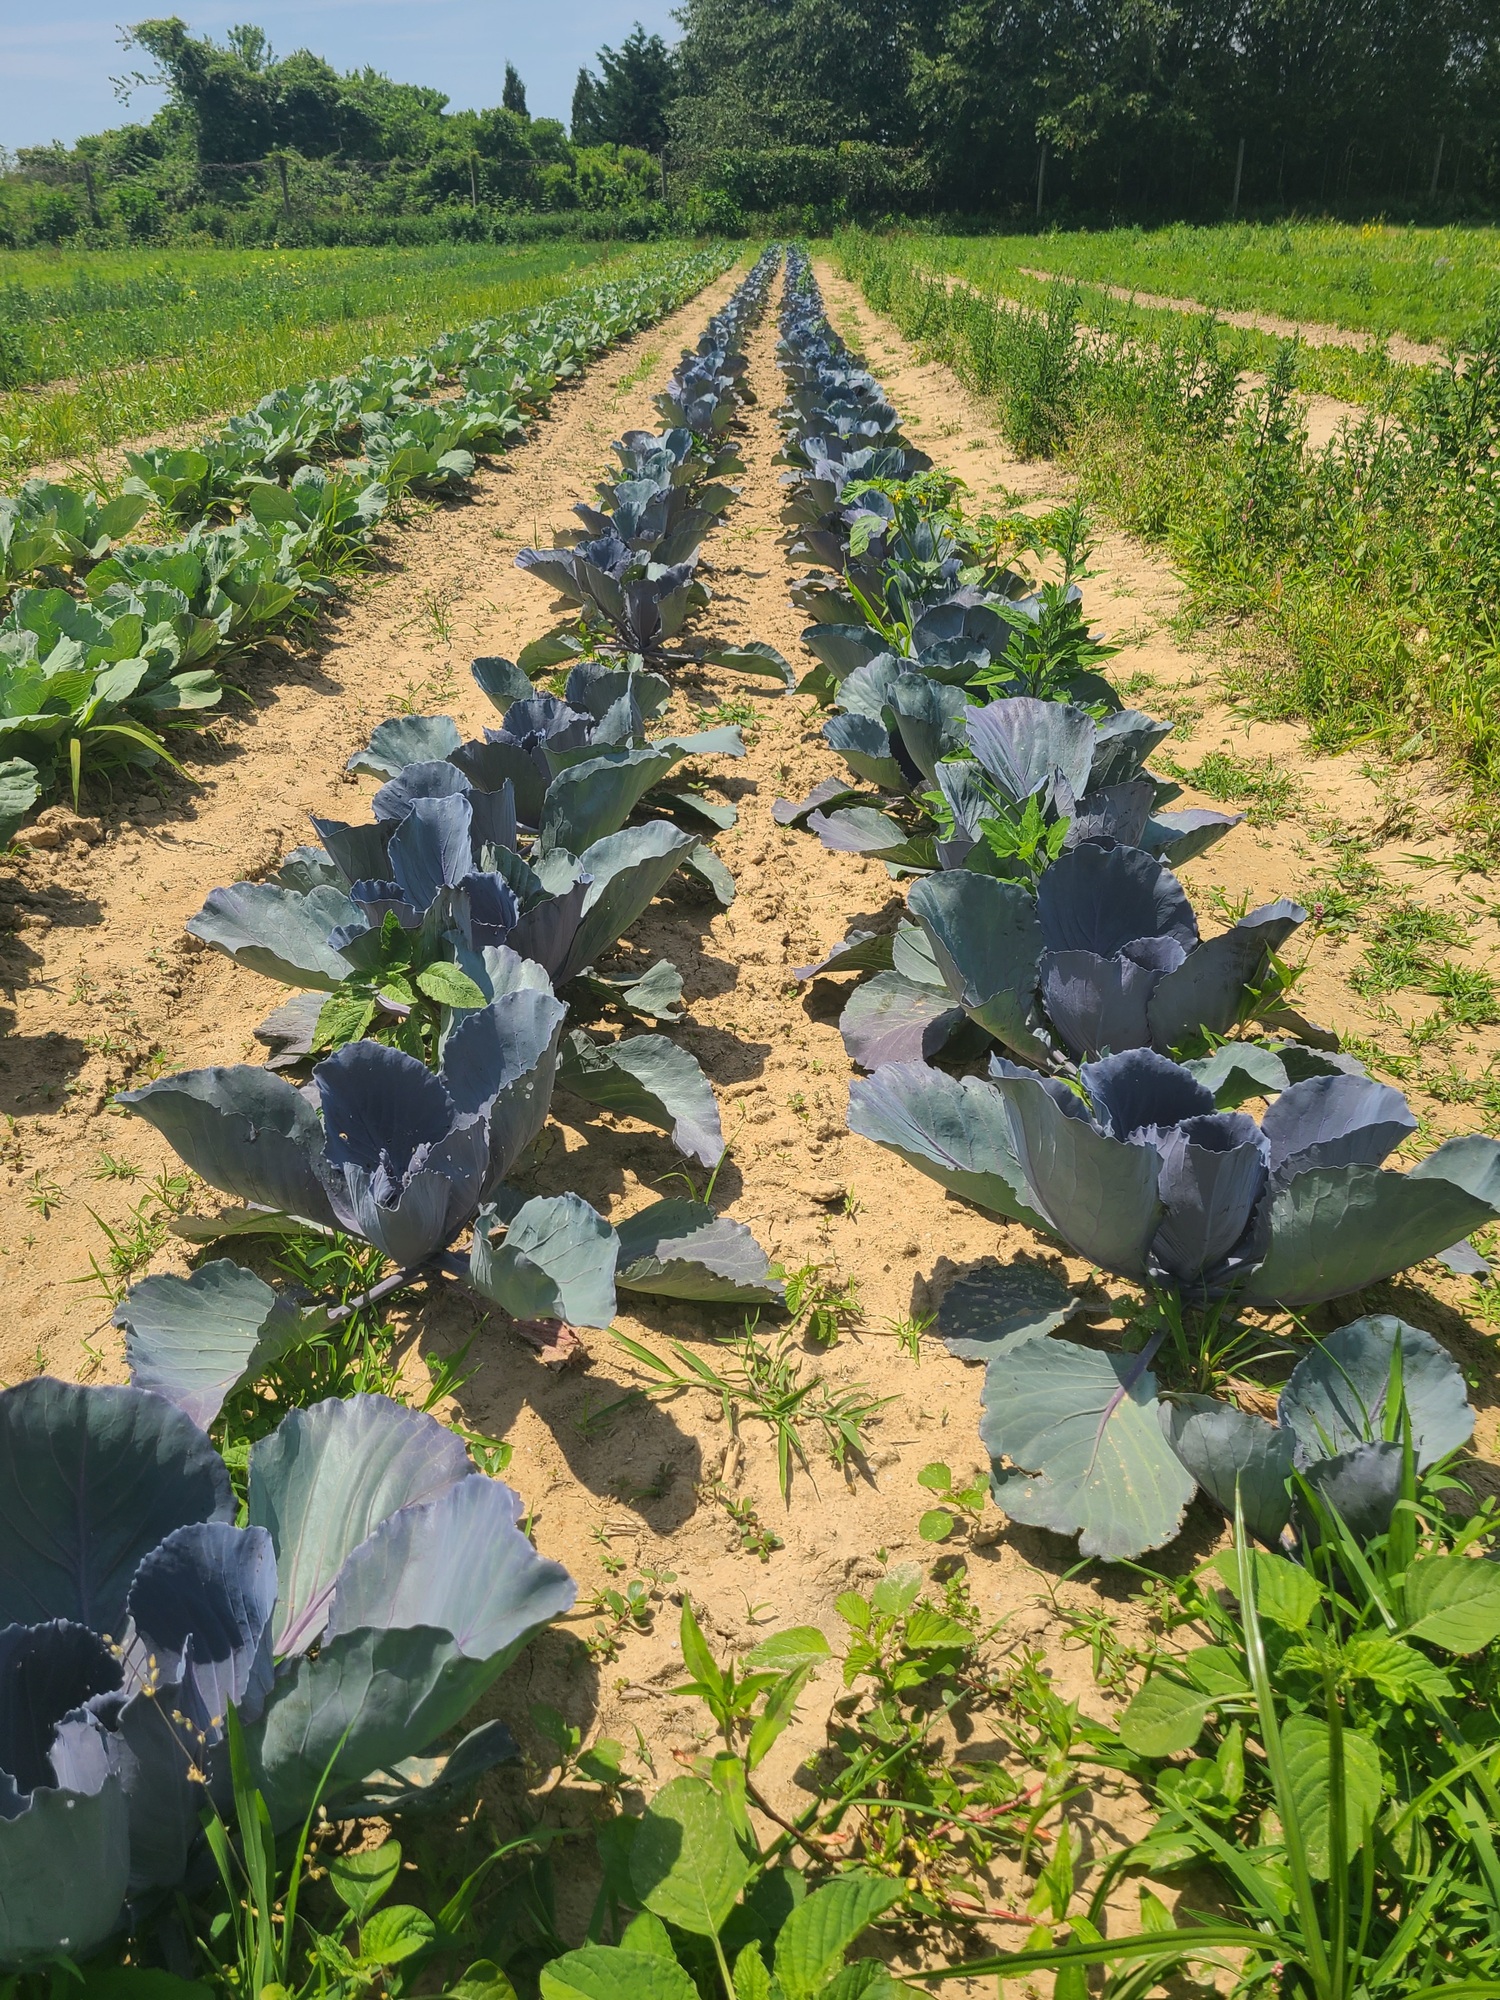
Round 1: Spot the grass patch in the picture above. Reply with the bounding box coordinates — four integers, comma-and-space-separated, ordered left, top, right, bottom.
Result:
904, 221, 1500, 347
1350, 900, 1471, 996
1178, 747, 1301, 824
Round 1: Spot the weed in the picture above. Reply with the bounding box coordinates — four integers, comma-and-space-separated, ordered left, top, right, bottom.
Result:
1426, 1062, 1500, 1132
884, 1308, 935, 1361
591, 1523, 627, 1576
614, 1323, 891, 1500
75, 1168, 196, 1304
612, 344, 661, 393
1352, 899, 1469, 995
205, 1230, 464, 1470
783, 1262, 862, 1345
416, 587, 455, 644
916, 1461, 989, 1542
1302, 844, 1383, 932
574, 1387, 645, 1441
451, 1426, 511, 1477
23, 1170, 61, 1217
1203, 882, 1253, 924
92, 1150, 142, 1181
1429, 959, 1499, 1026
705, 1480, 784, 1560
694, 693, 761, 744
609, 1459, 676, 1503
1182, 747, 1301, 824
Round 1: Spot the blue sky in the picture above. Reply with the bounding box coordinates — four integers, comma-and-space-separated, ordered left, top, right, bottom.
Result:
0, 2, 681, 152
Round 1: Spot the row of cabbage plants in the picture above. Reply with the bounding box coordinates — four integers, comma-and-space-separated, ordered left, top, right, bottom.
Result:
772, 247, 1500, 1563
0, 256, 786, 1970
0, 247, 735, 836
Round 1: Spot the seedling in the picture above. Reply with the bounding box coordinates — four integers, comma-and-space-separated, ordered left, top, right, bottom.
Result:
783, 1262, 862, 1346
705, 1480, 784, 1561
885, 1308, 935, 1361
23, 1170, 61, 1217
916, 1461, 989, 1541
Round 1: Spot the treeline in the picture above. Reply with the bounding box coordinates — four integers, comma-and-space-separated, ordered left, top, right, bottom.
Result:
672, 0, 1500, 221
4, 0, 1498, 247
0, 18, 683, 249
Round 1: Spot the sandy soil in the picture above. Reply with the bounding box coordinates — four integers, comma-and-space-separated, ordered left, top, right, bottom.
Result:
1, 253, 1495, 1949
1017, 266, 1449, 368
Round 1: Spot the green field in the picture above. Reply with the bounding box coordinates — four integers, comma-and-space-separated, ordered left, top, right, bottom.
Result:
907, 221, 1500, 347
842, 228, 1500, 832
0, 240, 647, 474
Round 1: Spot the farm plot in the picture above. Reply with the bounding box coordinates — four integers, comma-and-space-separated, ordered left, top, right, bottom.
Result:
841, 231, 1500, 846
2, 246, 1500, 1996
909, 221, 1500, 350
0, 239, 651, 474
0, 245, 733, 836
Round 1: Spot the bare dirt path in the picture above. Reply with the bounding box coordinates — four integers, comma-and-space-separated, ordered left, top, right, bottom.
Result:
1016, 265, 1449, 368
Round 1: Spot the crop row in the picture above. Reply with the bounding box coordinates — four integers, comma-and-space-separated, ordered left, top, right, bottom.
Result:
771, 247, 1500, 1564
0, 251, 794, 1964
0, 245, 735, 835
7, 246, 1500, 1990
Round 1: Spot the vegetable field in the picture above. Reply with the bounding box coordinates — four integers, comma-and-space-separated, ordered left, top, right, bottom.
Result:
0, 241, 667, 473
2, 240, 1500, 2000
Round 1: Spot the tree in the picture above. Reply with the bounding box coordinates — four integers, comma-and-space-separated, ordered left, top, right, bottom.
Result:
570, 67, 603, 143
577, 24, 676, 154
122, 15, 380, 161
503, 62, 528, 116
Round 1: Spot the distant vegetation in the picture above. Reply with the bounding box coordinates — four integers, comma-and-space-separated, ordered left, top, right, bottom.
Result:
0, 16, 681, 250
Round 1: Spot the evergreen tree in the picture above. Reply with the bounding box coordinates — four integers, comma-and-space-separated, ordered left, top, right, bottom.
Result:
588, 25, 676, 154
502, 62, 528, 116
570, 66, 602, 143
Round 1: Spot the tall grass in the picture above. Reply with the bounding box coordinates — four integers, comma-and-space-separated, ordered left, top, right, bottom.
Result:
0, 240, 655, 473
897, 239, 1418, 407
911, 220, 1500, 345
840, 230, 1500, 842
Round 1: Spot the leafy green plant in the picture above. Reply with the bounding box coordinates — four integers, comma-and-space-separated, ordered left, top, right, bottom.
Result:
782, 1263, 862, 1346
956, 1470, 1500, 1997
915, 1461, 987, 1542
312, 909, 489, 1061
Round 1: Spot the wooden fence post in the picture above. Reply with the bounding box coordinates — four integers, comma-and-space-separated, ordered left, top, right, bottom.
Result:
1035, 140, 1048, 218
469, 152, 479, 209
81, 160, 101, 226
1230, 135, 1245, 217
1429, 133, 1445, 198
275, 154, 291, 213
